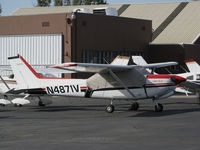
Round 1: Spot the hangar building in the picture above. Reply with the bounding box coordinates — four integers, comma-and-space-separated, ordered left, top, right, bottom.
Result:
0, 11, 151, 77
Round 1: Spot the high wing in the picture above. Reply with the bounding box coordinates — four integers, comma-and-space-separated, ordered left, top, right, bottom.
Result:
49, 60, 178, 92
49, 62, 178, 73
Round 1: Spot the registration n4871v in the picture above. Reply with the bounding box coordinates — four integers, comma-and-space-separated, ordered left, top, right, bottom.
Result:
46, 85, 80, 94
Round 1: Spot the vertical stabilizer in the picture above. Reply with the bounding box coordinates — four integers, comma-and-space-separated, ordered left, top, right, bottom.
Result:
185, 59, 200, 73
132, 56, 151, 73
132, 56, 148, 65
8, 55, 40, 89
111, 56, 130, 65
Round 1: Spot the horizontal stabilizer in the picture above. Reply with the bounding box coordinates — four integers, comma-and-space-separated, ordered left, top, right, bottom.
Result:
11, 98, 30, 105
0, 99, 11, 105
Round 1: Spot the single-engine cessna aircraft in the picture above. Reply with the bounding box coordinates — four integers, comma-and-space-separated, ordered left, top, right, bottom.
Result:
132, 56, 200, 102
7, 55, 186, 113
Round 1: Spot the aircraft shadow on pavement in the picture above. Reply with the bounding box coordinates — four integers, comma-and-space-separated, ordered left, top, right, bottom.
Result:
0, 116, 14, 119
31, 105, 107, 112
0, 109, 15, 113
128, 107, 200, 117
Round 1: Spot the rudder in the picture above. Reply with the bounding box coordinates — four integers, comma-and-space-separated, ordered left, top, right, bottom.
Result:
8, 55, 40, 89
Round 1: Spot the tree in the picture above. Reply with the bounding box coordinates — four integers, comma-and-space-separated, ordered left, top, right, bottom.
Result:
91, 0, 107, 5
54, 0, 107, 6
54, 0, 63, 6
37, 0, 51, 7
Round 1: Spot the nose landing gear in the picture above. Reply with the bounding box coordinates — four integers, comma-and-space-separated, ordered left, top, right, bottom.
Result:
105, 99, 115, 113
106, 105, 115, 113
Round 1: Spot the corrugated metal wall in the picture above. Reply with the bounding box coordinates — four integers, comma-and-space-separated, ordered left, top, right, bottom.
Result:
0, 34, 62, 76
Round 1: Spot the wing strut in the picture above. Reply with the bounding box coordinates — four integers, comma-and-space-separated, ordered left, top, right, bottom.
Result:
108, 69, 136, 98
0, 75, 10, 90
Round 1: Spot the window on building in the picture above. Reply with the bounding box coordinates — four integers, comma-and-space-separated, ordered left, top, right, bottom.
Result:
82, 50, 143, 64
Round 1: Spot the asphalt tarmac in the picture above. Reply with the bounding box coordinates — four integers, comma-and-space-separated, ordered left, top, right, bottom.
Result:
0, 95, 200, 150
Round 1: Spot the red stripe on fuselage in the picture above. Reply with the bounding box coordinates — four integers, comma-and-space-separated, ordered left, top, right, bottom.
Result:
147, 74, 173, 79
80, 86, 88, 89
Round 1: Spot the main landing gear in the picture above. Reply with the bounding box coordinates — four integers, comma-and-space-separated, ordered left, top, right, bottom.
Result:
105, 100, 140, 113
38, 97, 46, 107
105, 99, 163, 113
154, 102, 163, 112
129, 102, 139, 111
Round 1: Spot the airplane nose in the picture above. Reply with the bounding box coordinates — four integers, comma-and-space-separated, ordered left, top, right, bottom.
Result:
170, 75, 186, 84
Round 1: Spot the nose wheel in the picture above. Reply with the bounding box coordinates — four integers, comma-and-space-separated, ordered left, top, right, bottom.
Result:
155, 103, 163, 112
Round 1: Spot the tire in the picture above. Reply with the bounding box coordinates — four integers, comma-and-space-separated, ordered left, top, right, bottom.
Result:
130, 102, 139, 111
14, 104, 23, 107
106, 105, 115, 113
155, 103, 163, 112
38, 101, 45, 107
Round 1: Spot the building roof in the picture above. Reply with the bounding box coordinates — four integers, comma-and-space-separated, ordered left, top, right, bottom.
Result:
12, 4, 122, 16
120, 2, 180, 31
10, 1, 200, 44
153, 2, 200, 44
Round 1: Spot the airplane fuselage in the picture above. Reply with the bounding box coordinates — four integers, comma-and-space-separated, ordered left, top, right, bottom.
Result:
17, 74, 184, 101
1, 74, 185, 102
91, 74, 180, 100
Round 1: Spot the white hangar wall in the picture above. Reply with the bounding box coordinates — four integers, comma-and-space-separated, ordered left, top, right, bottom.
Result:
0, 34, 62, 76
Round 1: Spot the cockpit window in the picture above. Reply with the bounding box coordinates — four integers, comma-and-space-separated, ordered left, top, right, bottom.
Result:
186, 75, 193, 80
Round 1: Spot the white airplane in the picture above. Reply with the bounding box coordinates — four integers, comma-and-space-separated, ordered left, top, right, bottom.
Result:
7, 55, 186, 113
0, 75, 30, 106
132, 56, 200, 100
11, 55, 187, 112
180, 59, 200, 103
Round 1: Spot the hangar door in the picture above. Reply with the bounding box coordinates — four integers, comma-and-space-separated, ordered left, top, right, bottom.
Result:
0, 34, 62, 76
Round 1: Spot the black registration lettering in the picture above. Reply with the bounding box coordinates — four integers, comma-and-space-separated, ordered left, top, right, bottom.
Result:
73, 85, 79, 92
46, 85, 80, 94
46, 87, 54, 94
59, 86, 65, 93
64, 85, 69, 92
54, 86, 60, 93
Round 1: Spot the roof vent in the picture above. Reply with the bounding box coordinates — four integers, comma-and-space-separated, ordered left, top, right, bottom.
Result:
73, 8, 91, 14
72, 8, 91, 18
93, 7, 118, 16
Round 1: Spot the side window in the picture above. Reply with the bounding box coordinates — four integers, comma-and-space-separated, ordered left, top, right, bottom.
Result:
186, 75, 193, 80
196, 74, 200, 80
